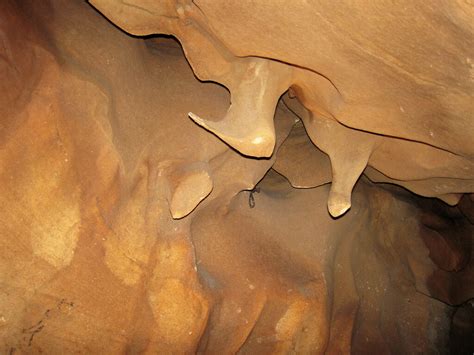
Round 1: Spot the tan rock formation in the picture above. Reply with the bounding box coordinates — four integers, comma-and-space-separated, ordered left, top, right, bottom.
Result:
90, 0, 474, 217
0, 0, 473, 353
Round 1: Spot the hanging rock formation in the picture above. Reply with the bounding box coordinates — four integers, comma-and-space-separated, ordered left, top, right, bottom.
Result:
0, 0, 473, 353
90, 0, 474, 217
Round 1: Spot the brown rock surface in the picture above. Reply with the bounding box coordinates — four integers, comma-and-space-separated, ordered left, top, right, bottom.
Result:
90, 0, 474, 217
0, 0, 473, 353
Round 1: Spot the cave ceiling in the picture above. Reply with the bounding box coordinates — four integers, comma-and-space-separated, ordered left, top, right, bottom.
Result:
0, 0, 473, 353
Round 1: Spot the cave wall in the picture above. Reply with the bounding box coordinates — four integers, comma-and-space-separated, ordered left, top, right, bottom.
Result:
0, 0, 473, 353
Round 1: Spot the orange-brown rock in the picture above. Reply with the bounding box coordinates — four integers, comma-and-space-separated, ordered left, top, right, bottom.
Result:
0, 0, 473, 353
90, 0, 474, 217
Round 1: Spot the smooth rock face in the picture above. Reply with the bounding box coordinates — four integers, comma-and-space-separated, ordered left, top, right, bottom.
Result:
0, 0, 472, 353
89, 0, 474, 217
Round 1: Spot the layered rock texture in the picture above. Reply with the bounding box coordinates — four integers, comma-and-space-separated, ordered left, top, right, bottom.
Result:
0, 0, 473, 353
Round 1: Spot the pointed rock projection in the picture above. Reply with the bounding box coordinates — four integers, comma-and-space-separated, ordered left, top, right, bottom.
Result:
189, 59, 293, 157
284, 96, 378, 218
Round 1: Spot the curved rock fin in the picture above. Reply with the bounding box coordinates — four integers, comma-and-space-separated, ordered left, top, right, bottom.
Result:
189, 59, 293, 158
165, 161, 213, 219
437, 193, 462, 206
88, 0, 172, 36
